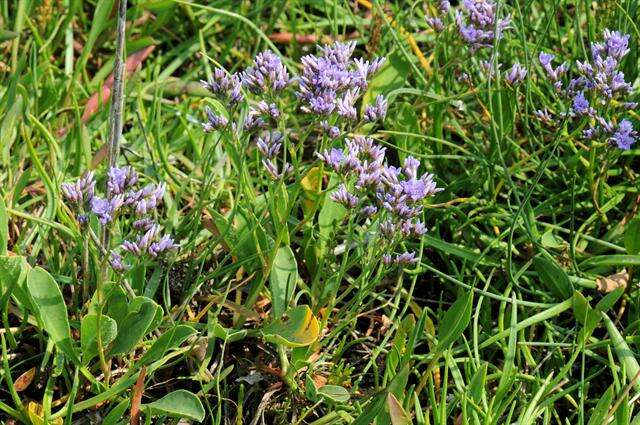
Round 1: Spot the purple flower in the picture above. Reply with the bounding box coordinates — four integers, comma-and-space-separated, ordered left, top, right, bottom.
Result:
330, 185, 359, 208
317, 148, 345, 171
202, 106, 229, 132
610, 119, 637, 150
107, 166, 138, 195
505, 62, 527, 85
439, 0, 450, 13
133, 218, 155, 231
256, 131, 284, 159
320, 121, 341, 139
360, 205, 378, 217
201, 68, 243, 106
402, 156, 420, 180
149, 234, 179, 257
109, 251, 128, 271
572, 92, 594, 116
91, 196, 122, 225
241, 50, 290, 93
426, 16, 444, 32
455, 0, 510, 52
534, 108, 553, 124
336, 89, 359, 120
61, 172, 95, 204
538, 52, 568, 82
364, 95, 388, 122
394, 251, 418, 265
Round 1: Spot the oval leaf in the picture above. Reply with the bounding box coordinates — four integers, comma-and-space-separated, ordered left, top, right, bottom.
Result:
317, 385, 350, 403
387, 393, 412, 425
107, 297, 159, 357
269, 246, 299, 318
139, 324, 196, 366
263, 305, 319, 347
81, 314, 118, 364
143, 390, 205, 422
436, 291, 473, 352
27, 267, 78, 363
533, 254, 573, 299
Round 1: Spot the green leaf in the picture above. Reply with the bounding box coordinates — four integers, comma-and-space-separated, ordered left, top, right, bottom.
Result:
580, 255, 640, 268
80, 314, 118, 364
587, 385, 613, 425
0, 29, 19, 42
143, 390, 205, 422
533, 254, 573, 299
0, 197, 7, 255
263, 305, 319, 347
393, 103, 420, 162
625, 219, 640, 255
102, 399, 129, 425
139, 324, 196, 366
602, 312, 640, 391
362, 52, 410, 106
436, 291, 473, 352
0, 255, 26, 305
26, 267, 79, 363
269, 246, 298, 318
317, 385, 350, 403
107, 297, 158, 357
596, 286, 625, 312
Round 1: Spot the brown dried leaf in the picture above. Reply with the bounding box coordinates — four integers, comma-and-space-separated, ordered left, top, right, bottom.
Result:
596, 270, 628, 293
14, 367, 36, 392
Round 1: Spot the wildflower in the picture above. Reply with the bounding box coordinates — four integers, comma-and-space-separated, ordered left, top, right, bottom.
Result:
571, 92, 594, 116
363, 95, 388, 122
241, 50, 290, 93
109, 251, 127, 271
149, 234, 179, 257
610, 119, 637, 150
455, 0, 510, 52
330, 185, 359, 208
505, 62, 527, 85
90, 196, 123, 225
534, 108, 553, 124
426, 16, 444, 32
256, 131, 284, 159
202, 106, 229, 132
201, 68, 243, 106
61, 172, 95, 204
320, 121, 341, 139
107, 166, 138, 195
394, 251, 419, 265
538, 52, 568, 83
439, 0, 450, 13
336, 89, 359, 120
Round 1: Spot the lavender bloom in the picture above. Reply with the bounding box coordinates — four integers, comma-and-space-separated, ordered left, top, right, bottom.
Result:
363, 95, 388, 122
149, 234, 179, 257
297, 42, 384, 118
455, 0, 510, 52
426, 16, 444, 32
320, 121, 341, 139
201, 68, 243, 106
61, 172, 95, 204
394, 251, 418, 265
90, 196, 123, 225
262, 159, 292, 180
107, 166, 138, 195
505, 62, 527, 85
336, 89, 359, 120
382, 254, 393, 265
317, 148, 345, 171
534, 108, 553, 124
538, 52, 568, 82
330, 185, 359, 208
256, 131, 284, 159
571, 92, 594, 116
439, 0, 451, 13
133, 218, 155, 231
360, 205, 378, 217
610, 119, 637, 150
256, 101, 281, 120
202, 106, 229, 132
241, 50, 290, 93
243, 111, 267, 132
109, 251, 127, 271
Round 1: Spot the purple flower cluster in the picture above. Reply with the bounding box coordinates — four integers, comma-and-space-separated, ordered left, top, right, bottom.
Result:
505, 62, 527, 86
537, 30, 637, 150
296, 41, 385, 118
241, 51, 290, 94
256, 131, 292, 180
318, 136, 441, 266
425, 0, 450, 32
61, 166, 178, 270
201, 68, 244, 107
455, 0, 510, 52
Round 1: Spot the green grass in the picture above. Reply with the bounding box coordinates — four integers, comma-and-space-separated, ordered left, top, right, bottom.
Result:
1, 0, 640, 424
